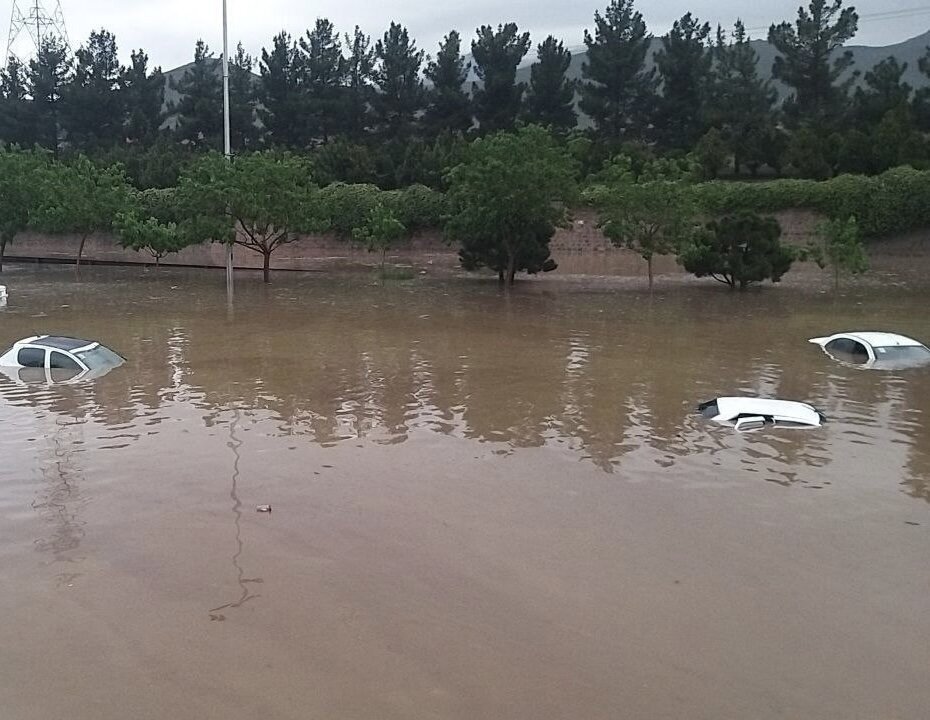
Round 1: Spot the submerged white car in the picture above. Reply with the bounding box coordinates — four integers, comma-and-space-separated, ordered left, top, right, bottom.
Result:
809, 332, 930, 369
0, 335, 124, 383
698, 397, 827, 433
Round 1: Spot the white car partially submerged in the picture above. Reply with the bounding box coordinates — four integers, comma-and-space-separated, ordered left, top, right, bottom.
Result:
698, 397, 827, 433
0, 335, 124, 384
809, 332, 930, 369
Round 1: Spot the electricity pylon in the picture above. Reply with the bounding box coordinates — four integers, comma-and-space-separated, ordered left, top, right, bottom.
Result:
5, 1, 70, 63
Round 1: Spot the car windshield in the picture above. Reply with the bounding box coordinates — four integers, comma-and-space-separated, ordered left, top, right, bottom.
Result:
873, 345, 930, 361
74, 345, 123, 370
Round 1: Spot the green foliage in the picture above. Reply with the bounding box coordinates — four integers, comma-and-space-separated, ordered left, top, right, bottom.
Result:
114, 209, 187, 264
0, 149, 51, 270
373, 23, 425, 137
384, 184, 447, 233
855, 57, 912, 126
30, 154, 131, 264
63, 30, 125, 150
524, 36, 577, 133
654, 13, 712, 149
689, 166, 930, 238
811, 215, 868, 288
299, 18, 347, 143
768, 0, 859, 128
259, 32, 306, 148
471, 24, 531, 133
319, 182, 382, 238
229, 44, 261, 149
172, 40, 223, 150
423, 31, 472, 136
693, 128, 729, 180
446, 125, 577, 284
580, 0, 656, 143
177, 151, 326, 281
27, 37, 72, 153
122, 49, 165, 145
352, 202, 407, 270
0, 58, 34, 147
343, 26, 375, 139
680, 212, 794, 289
588, 179, 697, 287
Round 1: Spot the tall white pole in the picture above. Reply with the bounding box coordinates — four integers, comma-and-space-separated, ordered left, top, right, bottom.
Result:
222, 0, 233, 300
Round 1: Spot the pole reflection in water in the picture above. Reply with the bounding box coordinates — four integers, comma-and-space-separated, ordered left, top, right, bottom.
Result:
209, 408, 262, 621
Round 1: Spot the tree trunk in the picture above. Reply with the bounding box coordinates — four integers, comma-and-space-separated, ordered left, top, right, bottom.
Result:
646, 256, 654, 290
834, 266, 840, 292
498, 270, 505, 284
263, 251, 271, 284
0, 235, 5, 273
506, 252, 517, 286
380, 248, 386, 274
76, 233, 87, 268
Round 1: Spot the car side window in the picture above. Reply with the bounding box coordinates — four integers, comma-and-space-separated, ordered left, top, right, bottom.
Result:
17, 347, 45, 368
825, 338, 868, 364
49, 351, 81, 371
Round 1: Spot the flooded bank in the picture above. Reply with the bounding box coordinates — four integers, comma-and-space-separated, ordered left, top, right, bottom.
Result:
1, 265, 929, 720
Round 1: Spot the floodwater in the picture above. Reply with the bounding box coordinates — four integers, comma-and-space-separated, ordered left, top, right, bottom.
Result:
1, 264, 929, 720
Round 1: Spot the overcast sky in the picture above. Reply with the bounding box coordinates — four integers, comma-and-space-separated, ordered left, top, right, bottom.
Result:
13, 0, 930, 69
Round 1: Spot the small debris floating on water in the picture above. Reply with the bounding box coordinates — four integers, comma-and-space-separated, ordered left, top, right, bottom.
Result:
256, 504, 272, 513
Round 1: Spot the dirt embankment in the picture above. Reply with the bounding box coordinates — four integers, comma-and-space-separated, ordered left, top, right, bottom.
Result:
5, 209, 930, 277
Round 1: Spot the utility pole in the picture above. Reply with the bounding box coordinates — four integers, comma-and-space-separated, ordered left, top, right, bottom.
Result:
6, 0, 69, 62
222, 0, 234, 300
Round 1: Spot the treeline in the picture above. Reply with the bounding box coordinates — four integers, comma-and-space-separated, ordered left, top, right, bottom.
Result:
4, 0, 930, 188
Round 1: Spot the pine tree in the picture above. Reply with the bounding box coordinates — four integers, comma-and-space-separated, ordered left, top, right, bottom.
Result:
343, 26, 375, 138
524, 36, 576, 133
299, 18, 346, 143
173, 40, 223, 149
580, 0, 657, 143
854, 57, 912, 127
64, 29, 125, 150
768, 0, 859, 129
27, 37, 72, 153
122, 50, 166, 145
373, 22, 425, 137
709, 21, 777, 175
229, 43, 260, 149
471, 23, 531, 133
654, 13, 711, 149
0, 57, 35, 147
424, 31, 472, 136
259, 32, 306, 148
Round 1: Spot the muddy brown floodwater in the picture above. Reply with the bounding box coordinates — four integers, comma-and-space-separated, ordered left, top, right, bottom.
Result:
1, 264, 929, 720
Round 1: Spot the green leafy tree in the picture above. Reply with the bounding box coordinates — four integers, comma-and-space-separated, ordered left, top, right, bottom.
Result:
30, 155, 130, 266
115, 191, 188, 266
259, 32, 306, 147
320, 182, 382, 238
785, 126, 832, 179
343, 26, 375, 138
810, 215, 867, 289
654, 13, 712, 149
445, 125, 576, 285
352, 201, 407, 272
708, 21, 777, 175
63, 29, 124, 150
524, 35, 577, 133
854, 57, 912, 127
694, 127, 729, 179
768, 0, 859, 129
580, 0, 657, 143
121, 49, 166, 145
173, 40, 223, 149
27, 37, 72, 153
0, 57, 35, 147
0, 150, 50, 271
471, 23, 531, 133
177, 151, 327, 282
373, 22, 425, 137
424, 31, 472, 136
680, 212, 794, 289
299, 18, 346, 143
589, 180, 696, 288
229, 43, 260, 149
871, 104, 924, 172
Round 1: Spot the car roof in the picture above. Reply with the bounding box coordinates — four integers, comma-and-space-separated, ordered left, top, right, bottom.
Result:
713, 397, 823, 425
840, 332, 923, 347
26, 336, 96, 352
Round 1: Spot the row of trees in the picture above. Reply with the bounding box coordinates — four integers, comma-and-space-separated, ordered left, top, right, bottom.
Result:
0, 124, 871, 289
3, 0, 929, 185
